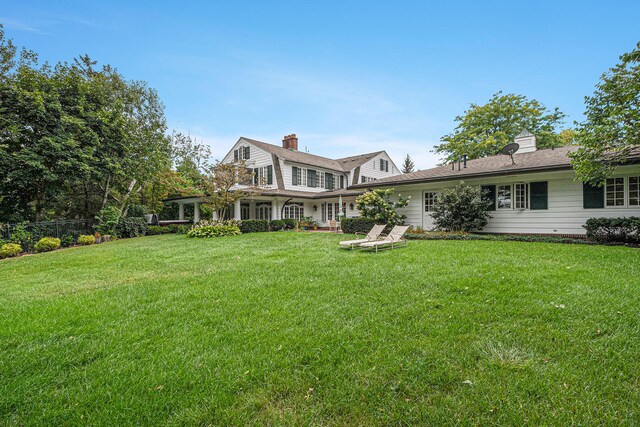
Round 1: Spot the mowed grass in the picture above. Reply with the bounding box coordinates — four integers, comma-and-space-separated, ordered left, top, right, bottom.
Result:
1, 233, 640, 426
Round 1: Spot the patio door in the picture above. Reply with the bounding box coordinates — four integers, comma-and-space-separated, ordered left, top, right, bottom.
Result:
240, 203, 250, 220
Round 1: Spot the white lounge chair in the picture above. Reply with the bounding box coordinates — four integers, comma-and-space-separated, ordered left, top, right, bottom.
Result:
359, 225, 410, 252
338, 224, 386, 249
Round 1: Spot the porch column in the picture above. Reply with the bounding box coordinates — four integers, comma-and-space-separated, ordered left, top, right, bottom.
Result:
211, 210, 218, 221
234, 199, 242, 220
193, 202, 201, 223
271, 199, 279, 220
178, 203, 185, 220
249, 201, 256, 220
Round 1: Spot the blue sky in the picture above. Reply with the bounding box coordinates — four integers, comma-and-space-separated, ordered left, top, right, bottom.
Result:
1, 1, 639, 168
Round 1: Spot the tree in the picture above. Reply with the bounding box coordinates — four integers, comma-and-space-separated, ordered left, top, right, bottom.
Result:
401, 154, 415, 173
199, 161, 259, 220
431, 182, 491, 232
570, 42, 640, 185
355, 188, 410, 226
434, 92, 568, 163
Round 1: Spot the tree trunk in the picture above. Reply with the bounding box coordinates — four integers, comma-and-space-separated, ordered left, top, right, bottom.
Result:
101, 174, 111, 210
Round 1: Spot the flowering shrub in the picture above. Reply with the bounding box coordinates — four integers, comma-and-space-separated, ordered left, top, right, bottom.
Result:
355, 188, 410, 226
431, 182, 491, 232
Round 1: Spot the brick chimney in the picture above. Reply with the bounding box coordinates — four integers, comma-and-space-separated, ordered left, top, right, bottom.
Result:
282, 134, 298, 151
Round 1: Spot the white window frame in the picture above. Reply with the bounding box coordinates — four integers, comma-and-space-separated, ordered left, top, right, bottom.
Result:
514, 183, 529, 210
497, 184, 512, 210
606, 177, 625, 207
629, 176, 640, 206
424, 191, 437, 212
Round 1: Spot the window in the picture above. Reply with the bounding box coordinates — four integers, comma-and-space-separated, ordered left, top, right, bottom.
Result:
321, 203, 327, 222
481, 185, 496, 211
530, 181, 548, 210
233, 146, 250, 161
319, 172, 325, 189
630, 176, 640, 206
292, 166, 300, 186
379, 159, 389, 172
283, 203, 304, 220
307, 169, 317, 187
424, 192, 437, 212
325, 173, 335, 190
514, 183, 529, 210
583, 183, 604, 209
497, 185, 512, 209
606, 177, 624, 207
253, 166, 273, 185
360, 176, 377, 183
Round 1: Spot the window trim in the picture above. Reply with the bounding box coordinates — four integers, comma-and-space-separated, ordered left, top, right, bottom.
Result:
497, 184, 512, 210
605, 177, 626, 208
424, 191, 437, 212
514, 183, 529, 210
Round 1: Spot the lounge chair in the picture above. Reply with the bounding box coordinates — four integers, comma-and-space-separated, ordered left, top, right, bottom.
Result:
359, 225, 410, 252
338, 224, 386, 249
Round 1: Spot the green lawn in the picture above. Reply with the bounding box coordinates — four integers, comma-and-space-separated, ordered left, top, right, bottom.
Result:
1, 233, 639, 425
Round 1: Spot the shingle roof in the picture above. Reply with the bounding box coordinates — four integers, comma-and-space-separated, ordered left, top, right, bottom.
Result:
350, 146, 579, 188
241, 137, 383, 172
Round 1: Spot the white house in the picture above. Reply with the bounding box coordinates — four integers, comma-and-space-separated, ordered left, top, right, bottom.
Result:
350, 130, 640, 236
164, 134, 401, 227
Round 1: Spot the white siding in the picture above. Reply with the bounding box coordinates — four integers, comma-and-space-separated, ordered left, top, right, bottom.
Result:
222, 139, 277, 190
281, 160, 348, 192
357, 152, 401, 183
392, 165, 640, 235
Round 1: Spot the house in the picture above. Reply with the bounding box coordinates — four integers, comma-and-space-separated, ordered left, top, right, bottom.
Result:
163, 134, 401, 226
350, 130, 640, 236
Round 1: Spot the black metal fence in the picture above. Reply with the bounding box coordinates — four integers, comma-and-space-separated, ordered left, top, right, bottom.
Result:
0, 219, 94, 242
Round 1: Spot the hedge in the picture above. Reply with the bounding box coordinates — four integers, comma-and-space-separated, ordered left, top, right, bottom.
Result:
77, 235, 95, 245
583, 217, 640, 243
341, 217, 378, 234
147, 225, 174, 235
240, 220, 269, 233
270, 219, 298, 231
405, 232, 592, 245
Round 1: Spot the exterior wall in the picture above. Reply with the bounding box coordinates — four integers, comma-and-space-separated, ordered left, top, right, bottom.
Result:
222, 140, 278, 190
392, 165, 640, 235
280, 159, 348, 192
357, 152, 401, 183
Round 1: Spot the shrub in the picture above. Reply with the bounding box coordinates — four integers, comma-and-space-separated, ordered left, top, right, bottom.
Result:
341, 217, 378, 234
355, 188, 410, 226
404, 232, 591, 245
147, 225, 174, 235
299, 216, 318, 229
34, 237, 61, 253
186, 224, 241, 238
94, 206, 121, 236
269, 219, 298, 231
126, 204, 147, 218
9, 223, 34, 252
175, 225, 191, 235
0, 243, 22, 259
60, 235, 75, 247
116, 217, 148, 238
239, 220, 269, 233
583, 217, 640, 243
77, 235, 95, 245
431, 182, 491, 232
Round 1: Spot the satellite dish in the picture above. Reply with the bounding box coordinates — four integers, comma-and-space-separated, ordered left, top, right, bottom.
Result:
500, 142, 519, 164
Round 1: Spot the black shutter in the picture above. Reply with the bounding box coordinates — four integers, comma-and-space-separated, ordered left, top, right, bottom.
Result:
234, 150, 239, 161
340, 175, 344, 189
292, 166, 298, 186
380, 159, 384, 171
583, 183, 604, 209
267, 165, 273, 185
385, 160, 389, 172
481, 185, 496, 211
244, 146, 250, 160
530, 181, 548, 210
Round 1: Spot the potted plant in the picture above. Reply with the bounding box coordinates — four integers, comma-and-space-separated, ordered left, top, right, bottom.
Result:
94, 232, 102, 244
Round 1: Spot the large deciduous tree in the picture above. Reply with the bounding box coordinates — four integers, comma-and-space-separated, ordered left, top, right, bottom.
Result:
434, 92, 568, 163
570, 42, 640, 185
199, 161, 259, 220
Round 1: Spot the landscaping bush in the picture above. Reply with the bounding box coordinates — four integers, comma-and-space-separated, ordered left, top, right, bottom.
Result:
94, 206, 121, 236
186, 224, 241, 238
341, 217, 378, 234
60, 235, 75, 247
270, 219, 298, 231
355, 188, 410, 226
77, 235, 95, 246
431, 182, 491, 232
0, 243, 22, 259
239, 219, 269, 233
175, 225, 191, 235
583, 217, 640, 243
404, 232, 591, 245
147, 225, 174, 235
116, 217, 148, 238
9, 223, 34, 252
34, 237, 61, 253
126, 204, 147, 218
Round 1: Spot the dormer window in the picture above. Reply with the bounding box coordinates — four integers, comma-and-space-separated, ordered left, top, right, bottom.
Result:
234, 146, 250, 161
379, 159, 389, 172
